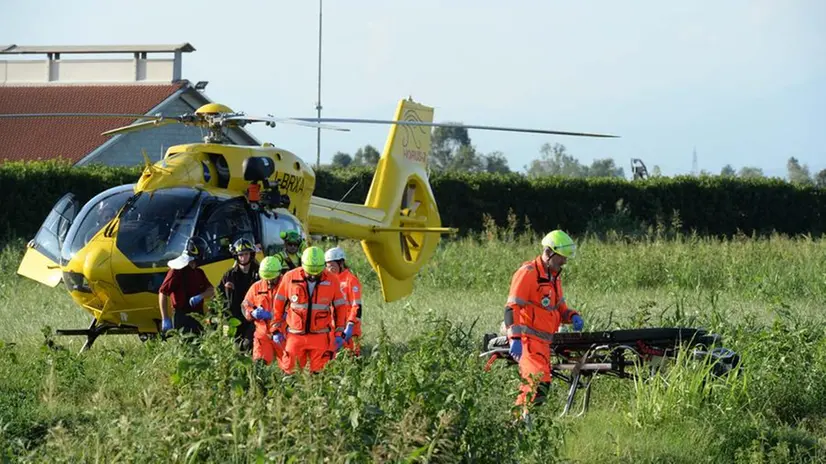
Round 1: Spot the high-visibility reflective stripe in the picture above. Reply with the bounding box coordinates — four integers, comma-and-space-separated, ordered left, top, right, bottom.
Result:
291, 303, 309, 309
333, 298, 348, 306
287, 327, 331, 334
352, 299, 362, 305
276, 295, 288, 301
508, 295, 563, 312
507, 325, 554, 342
311, 304, 330, 310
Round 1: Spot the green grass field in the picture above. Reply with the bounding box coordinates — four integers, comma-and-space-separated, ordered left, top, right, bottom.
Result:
1, 228, 825, 462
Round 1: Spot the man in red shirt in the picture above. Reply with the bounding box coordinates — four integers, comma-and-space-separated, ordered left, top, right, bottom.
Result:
158, 238, 215, 335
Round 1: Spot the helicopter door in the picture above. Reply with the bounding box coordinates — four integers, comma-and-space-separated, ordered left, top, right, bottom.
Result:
17, 193, 80, 287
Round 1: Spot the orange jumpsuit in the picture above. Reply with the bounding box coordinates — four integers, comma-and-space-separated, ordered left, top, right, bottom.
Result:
241, 277, 288, 370
334, 268, 362, 355
272, 267, 349, 374
504, 257, 579, 406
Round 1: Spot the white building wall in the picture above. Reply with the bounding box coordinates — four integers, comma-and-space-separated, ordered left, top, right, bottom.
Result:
0, 58, 179, 84
56, 59, 135, 82
1, 60, 45, 83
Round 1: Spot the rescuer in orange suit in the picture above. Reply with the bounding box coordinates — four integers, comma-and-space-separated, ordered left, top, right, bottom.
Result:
271, 246, 349, 374
504, 230, 584, 410
325, 246, 363, 355
241, 255, 288, 367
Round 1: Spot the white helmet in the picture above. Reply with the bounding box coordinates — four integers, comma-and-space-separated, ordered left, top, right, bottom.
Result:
325, 246, 346, 263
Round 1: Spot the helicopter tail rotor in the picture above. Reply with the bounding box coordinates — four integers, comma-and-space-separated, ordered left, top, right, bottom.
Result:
308, 98, 455, 302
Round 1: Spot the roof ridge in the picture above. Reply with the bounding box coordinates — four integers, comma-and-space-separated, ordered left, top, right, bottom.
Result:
0, 81, 188, 88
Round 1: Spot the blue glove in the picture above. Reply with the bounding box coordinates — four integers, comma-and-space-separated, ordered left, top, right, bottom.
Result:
252, 307, 272, 320
189, 294, 203, 307
509, 338, 522, 361
335, 336, 345, 351
343, 323, 354, 341
572, 314, 584, 331
161, 318, 173, 332
273, 333, 285, 346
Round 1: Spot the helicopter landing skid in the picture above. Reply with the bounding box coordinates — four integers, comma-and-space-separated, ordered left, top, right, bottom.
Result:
56, 319, 141, 353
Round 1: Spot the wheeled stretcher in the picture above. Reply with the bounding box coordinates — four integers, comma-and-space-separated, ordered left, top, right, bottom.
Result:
480, 327, 740, 416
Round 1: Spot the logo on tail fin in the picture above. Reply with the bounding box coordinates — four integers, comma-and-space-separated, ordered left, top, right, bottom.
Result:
401, 109, 428, 164
401, 109, 427, 149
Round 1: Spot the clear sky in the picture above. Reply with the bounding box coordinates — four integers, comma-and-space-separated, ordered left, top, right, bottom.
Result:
2, 0, 824, 178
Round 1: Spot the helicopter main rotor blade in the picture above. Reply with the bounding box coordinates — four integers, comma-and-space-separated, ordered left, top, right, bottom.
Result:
101, 118, 181, 136
292, 118, 619, 138
0, 112, 168, 120
224, 115, 350, 132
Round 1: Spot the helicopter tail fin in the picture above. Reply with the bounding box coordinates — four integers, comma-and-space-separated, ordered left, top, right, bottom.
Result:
360, 98, 455, 302
308, 98, 456, 302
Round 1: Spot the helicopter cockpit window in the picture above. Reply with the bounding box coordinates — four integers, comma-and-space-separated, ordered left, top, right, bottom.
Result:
259, 210, 304, 256
192, 198, 255, 263
115, 188, 206, 269
61, 185, 134, 264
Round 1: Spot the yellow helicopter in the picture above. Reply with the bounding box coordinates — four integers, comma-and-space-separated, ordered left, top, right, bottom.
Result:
5, 97, 617, 351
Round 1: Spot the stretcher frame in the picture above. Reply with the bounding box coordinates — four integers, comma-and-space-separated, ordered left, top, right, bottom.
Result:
480, 327, 739, 416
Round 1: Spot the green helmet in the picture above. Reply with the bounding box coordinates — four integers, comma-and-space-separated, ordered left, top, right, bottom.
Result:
541, 230, 576, 258
280, 230, 302, 245
260, 255, 284, 280
301, 246, 325, 275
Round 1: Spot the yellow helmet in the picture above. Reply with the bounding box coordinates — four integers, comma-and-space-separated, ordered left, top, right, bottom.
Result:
541, 230, 576, 258
301, 246, 325, 275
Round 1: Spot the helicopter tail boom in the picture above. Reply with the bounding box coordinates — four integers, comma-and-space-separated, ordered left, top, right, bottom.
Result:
309, 98, 453, 302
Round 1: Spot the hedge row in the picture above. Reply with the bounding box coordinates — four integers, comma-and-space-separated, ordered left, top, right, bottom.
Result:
317, 168, 826, 238
2, 161, 824, 242
0, 161, 142, 241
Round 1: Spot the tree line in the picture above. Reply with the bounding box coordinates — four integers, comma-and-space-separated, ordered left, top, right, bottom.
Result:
327, 126, 826, 187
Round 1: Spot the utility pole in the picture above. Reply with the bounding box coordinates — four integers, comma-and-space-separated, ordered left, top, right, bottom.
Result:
315, 0, 323, 169
692, 146, 698, 176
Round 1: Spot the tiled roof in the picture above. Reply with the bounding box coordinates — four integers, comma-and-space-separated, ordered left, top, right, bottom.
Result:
0, 83, 186, 164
